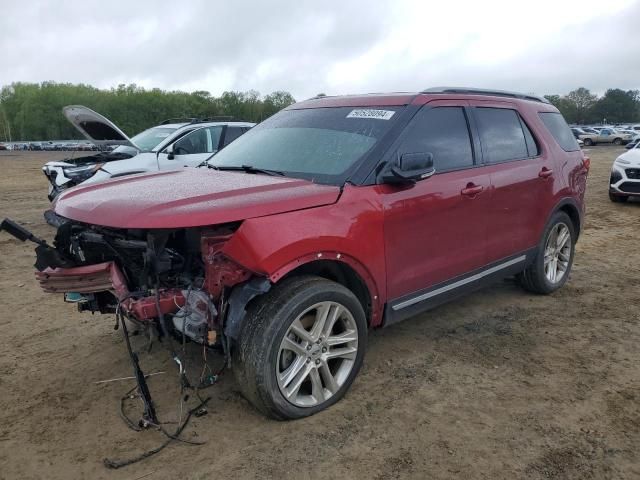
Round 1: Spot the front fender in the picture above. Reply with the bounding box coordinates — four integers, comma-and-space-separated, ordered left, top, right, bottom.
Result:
221, 184, 387, 326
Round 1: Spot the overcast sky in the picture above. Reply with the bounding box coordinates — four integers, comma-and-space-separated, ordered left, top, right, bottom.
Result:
1, 0, 639, 100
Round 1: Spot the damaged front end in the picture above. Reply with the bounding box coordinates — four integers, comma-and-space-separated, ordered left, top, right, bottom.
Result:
1, 217, 264, 348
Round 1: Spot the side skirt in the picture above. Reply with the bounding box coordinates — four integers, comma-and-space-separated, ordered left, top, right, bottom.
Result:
383, 250, 535, 327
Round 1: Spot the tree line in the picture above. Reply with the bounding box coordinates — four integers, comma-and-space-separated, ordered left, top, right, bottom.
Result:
1, 82, 639, 142
0, 82, 296, 141
544, 87, 640, 125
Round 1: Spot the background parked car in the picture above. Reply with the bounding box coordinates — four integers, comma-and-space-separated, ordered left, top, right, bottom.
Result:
571, 127, 588, 138
625, 137, 640, 149
616, 129, 637, 137
610, 140, 640, 202
572, 128, 599, 146
42, 105, 254, 204
576, 127, 632, 146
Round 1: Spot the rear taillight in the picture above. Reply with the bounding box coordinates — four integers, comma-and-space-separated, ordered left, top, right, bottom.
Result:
582, 155, 590, 171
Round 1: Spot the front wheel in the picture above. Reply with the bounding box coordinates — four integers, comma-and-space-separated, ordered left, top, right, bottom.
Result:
517, 212, 576, 294
232, 276, 367, 420
613, 138, 623, 145
583, 138, 593, 146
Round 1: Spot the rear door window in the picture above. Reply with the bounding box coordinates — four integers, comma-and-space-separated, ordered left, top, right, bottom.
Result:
474, 108, 533, 163
173, 126, 222, 154
222, 126, 245, 147
398, 106, 474, 172
539, 112, 580, 152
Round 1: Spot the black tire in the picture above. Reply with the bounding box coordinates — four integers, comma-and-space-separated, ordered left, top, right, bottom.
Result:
609, 192, 628, 203
517, 211, 576, 295
232, 275, 367, 420
583, 138, 593, 146
613, 138, 623, 145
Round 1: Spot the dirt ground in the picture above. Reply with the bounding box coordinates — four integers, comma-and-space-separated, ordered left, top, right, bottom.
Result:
0, 148, 638, 480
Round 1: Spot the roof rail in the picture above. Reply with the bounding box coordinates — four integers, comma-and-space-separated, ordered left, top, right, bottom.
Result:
160, 117, 198, 125
421, 87, 550, 104
160, 116, 241, 125
305, 93, 330, 101
197, 116, 236, 122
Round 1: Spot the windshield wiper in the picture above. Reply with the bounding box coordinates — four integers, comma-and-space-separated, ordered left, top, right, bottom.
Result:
207, 164, 285, 176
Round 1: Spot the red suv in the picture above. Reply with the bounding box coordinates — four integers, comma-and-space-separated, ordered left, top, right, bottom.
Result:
2, 88, 589, 420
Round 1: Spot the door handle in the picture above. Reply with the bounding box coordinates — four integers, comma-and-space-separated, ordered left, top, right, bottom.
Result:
538, 167, 553, 178
461, 183, 483, 197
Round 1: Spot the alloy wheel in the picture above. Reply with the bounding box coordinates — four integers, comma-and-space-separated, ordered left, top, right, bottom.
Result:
544, 223, 572, 284
276, 301, 359, 408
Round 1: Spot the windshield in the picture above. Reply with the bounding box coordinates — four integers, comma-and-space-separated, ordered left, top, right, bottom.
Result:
209, 106, 402, 183
113, 126, 178, 153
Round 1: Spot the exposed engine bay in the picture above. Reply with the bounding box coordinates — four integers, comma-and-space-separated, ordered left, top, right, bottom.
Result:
56, 150, 136, 167
25, 218, 260, 347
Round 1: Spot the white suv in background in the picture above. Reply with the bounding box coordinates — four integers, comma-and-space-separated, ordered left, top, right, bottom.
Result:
42, 106, 254, 201
610, 141, 640, 202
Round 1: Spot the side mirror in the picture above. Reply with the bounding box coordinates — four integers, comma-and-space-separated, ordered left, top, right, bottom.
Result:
382, 152, 435, 185
166, 144, 175, 160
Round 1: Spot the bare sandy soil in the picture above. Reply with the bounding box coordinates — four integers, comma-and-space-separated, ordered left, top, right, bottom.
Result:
0, 149, 638, 480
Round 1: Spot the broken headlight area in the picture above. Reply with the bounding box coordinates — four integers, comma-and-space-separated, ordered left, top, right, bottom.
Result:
23, 217, 254, 346
62, 162, 105, 180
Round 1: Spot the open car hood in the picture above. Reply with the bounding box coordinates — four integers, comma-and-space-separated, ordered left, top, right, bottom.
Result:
63, 105, 140, 149
54, 168, 341, 229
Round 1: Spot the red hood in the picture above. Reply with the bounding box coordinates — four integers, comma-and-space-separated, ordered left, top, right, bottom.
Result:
54, 168, 341, 228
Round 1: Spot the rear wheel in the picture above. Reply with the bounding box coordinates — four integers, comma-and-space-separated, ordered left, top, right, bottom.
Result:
517, 212, 575, 294
613, 138, 623, 145
232, 276, 367, 420
609, 192, 628, 203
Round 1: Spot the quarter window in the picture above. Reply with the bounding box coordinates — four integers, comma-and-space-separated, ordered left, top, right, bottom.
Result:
475, 108, 532, 163
539, 112, 579, 152
398, 107, 474, 171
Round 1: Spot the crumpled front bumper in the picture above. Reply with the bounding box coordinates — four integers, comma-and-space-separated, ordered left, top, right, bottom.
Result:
35, 261, 185, 321
36, 261, 129, 297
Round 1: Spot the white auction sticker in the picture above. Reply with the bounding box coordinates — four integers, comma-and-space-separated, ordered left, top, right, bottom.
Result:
346, 109, 395, 120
